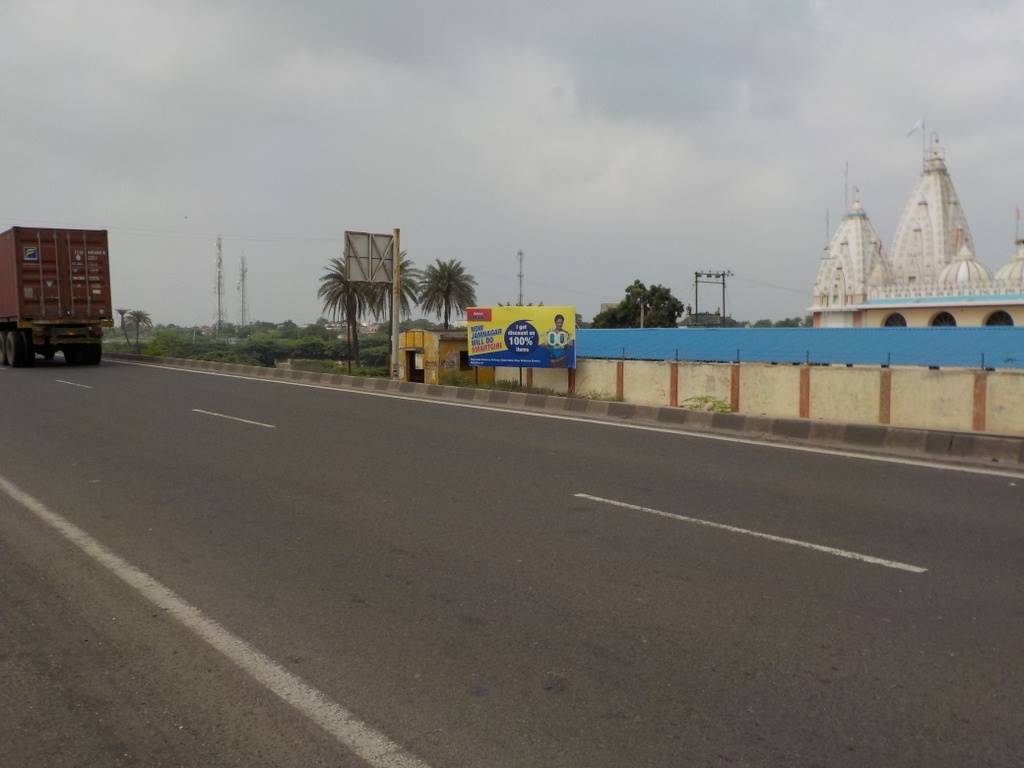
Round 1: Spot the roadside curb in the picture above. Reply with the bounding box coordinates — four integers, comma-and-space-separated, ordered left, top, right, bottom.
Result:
105, 353, 1024, 469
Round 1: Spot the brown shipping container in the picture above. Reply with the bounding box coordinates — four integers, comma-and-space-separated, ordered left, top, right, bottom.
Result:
0, 227, 112, 323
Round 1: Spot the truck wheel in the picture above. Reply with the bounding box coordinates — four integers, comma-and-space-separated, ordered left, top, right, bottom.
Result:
20, 332, 34, 367
83, 345, 102, 365
0, 332, 8, 366
63, 347, 80, 365
8, 331, 32, 368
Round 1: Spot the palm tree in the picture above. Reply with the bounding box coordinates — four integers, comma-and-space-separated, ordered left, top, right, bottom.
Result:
125, 309, 152, 352
317, 257, 372, 366
368, 251, 421, 321
115, 308, 131, 346
419, 259, 478, 329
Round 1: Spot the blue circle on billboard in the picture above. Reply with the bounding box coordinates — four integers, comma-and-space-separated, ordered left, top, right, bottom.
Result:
505, 320, 539, 354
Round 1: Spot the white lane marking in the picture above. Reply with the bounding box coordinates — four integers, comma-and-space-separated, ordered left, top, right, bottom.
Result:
55, 379, 94, 389
192, 408, 275, 429
0, 472, 432, 768
574, 493, 929, 574
108, 360, 1024, 481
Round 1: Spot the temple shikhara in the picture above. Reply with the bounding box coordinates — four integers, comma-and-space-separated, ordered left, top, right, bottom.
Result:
811, 137, 1024, 327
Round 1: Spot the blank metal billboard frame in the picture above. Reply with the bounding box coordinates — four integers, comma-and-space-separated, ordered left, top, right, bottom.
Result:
344, 231, 394, 284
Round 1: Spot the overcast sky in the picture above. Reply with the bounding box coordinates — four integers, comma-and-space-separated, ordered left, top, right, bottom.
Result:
1, 0, 1021, 325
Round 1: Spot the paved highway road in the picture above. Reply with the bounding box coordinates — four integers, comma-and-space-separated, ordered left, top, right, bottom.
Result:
1, 360, 1022, 767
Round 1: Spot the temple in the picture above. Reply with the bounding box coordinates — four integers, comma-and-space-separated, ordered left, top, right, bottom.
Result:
811, 137, 1024, 327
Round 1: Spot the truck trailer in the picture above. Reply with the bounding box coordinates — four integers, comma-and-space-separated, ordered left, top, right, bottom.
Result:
0, 227, 112, 367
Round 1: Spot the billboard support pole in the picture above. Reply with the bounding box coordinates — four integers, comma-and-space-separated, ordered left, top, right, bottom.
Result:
391, 228, 401, 379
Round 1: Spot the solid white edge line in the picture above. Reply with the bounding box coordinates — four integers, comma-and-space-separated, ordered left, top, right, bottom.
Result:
108, 359, 1024, 481
55, 379, 94, 389
574, 493, 928, 574
0, 472, 432, 768
192, 408, 276, 429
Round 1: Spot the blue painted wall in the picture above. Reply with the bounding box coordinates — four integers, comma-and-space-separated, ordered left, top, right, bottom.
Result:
576, 327, 1024, 369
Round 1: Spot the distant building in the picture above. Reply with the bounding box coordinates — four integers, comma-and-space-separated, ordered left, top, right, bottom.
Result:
811, 137, 1024, 327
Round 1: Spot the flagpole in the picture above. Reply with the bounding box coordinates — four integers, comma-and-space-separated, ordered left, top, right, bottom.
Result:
921, 119, 926, 168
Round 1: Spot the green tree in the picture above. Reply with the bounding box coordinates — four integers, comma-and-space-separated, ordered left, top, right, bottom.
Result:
125, 309, 153, 351
773, 317, 803, 328
592, 281, 685, 328
419, 259, 478, 329
317, 257, 372, 364
291, 336, 330, 359
277, 320, 300, 339
238, 334, 286, 367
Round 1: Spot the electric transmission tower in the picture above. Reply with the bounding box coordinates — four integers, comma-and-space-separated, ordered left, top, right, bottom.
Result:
237, 253, 249, 329
215, 235, 226, 336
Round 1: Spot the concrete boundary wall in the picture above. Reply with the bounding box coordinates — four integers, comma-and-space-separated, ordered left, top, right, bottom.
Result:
105, 353, 1024, 466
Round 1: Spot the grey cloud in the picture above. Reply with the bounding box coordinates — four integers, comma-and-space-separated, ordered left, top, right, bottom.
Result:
0, 0, 1020, 325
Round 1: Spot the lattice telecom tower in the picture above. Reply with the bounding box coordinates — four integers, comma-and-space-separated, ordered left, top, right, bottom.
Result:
215, 235, 226, 335
237, 253, 249, 328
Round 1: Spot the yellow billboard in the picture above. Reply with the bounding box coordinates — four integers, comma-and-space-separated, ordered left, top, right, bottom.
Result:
466, 306, 576, 368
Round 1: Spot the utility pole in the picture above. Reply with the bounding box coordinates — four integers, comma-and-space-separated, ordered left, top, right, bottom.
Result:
516, 249, 524, 305
391, 228, 401, 379
237, 253, 249, 329
693, 270, 734, 327
215, 235, 225, 337
516, 249, 524, 388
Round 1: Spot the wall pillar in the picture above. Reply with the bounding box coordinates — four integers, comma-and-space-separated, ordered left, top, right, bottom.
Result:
729, 364, 740, 412
568, 367, 576, 396
799, 366, 810, 418
615, 361, 624, 399
879, 369, 892, 425
526, 368, 533, 388
973, 371, 988, 432
670, 362, 679, 407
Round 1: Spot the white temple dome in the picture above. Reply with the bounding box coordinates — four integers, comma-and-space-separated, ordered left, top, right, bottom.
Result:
937, 244, 992, 288
812, 194, 887, 307
889, 137, 975, 285
994, 240, 1024, 286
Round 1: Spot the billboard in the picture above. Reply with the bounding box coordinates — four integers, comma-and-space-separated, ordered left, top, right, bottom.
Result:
344, 231, 394, 283
466, 306, 576, 369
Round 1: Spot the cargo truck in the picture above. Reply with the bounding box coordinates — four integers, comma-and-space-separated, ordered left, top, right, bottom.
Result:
0, 227, 112, 367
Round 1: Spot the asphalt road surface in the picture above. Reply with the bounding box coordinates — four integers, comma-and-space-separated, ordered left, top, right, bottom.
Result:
1, 359, 1022, 767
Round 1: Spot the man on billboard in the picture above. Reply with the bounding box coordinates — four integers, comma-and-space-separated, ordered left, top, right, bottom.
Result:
541, 313, 574, 367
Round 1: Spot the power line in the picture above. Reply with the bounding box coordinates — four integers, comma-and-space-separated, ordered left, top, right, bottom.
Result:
731, 274, 809, 297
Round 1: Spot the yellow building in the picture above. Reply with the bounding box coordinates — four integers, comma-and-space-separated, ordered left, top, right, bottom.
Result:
860, 297, 1023, 328
398, 329, 495, 386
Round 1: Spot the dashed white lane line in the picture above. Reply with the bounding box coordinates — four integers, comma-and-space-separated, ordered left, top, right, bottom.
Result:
55, 379, 94, 389
108, 359, 1024, 481
574, 493, 929, 574
192, 408, 275, 429
0, 472, 432, 768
